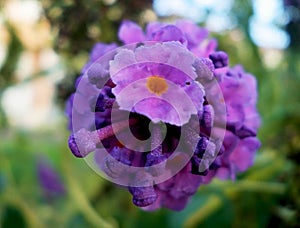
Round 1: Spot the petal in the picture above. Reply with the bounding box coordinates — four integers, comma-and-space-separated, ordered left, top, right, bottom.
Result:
175, 20, 209, 48
110, 43, 207, 126
216, 167, 231, 180
168, 164, 202, 199
82, 43, 118, 73
134, 42, 199, 80
163, 195, 189, 211
226, 103, 245, 129
192, 38, 218, 58
109, 49, 137, 76
87, 63, 109, 85
90, 43, 118, 62
146, 21, 166, 37
118, 20, 146, 44
151, 25, 187, 46
229, 137, 261, 172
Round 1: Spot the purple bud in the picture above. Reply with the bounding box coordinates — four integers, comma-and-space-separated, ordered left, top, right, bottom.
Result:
68, 129, 98, 157
87, 63, 109, 85
129, 186, 157, 207
209, 51, 229, 68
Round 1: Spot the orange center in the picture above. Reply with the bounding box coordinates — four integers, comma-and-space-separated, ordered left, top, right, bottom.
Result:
146, 76, 168, 96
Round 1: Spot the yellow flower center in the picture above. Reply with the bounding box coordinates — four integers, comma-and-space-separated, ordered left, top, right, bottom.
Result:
146, 76, 168, 96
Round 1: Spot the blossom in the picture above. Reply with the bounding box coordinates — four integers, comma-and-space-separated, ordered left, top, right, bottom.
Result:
110, 42, 204, 126
37, 156, 66, 200
66, 20, 260, 211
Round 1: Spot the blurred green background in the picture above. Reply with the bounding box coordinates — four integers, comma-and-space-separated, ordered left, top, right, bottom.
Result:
0, 0, 299, 227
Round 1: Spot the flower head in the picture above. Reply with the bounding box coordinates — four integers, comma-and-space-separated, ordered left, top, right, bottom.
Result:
66, 19, 260, 211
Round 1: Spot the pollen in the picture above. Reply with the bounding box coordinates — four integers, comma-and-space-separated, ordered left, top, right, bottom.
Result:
146, 76, 168, 96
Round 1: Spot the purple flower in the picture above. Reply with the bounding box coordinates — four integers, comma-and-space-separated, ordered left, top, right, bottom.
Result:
37, 157, 65, 200
66, 19, 261, 211
110, 42, 204, 126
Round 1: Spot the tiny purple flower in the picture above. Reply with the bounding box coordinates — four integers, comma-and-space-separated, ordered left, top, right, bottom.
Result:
37, 157, 65, 200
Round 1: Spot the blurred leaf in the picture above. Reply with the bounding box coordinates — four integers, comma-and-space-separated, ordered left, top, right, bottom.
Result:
168, 193, 233, 228
127, 209, 168, 228
67, 213, 90, 228
1, 206, 26, 228
0, 101, 8, 129
0, 173, 6, 193
0, 24, 23, 89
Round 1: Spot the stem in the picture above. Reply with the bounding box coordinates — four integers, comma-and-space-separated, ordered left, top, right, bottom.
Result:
0, 92, 8, 128
62, 150, 116, 228
184, 179, 286, 227
0, 157, 45, 228
237, 180, 286, 194
67, 176, 115, 228
3, 191, 45, 228
184, 195, 222, 228
246, 159, 286, 181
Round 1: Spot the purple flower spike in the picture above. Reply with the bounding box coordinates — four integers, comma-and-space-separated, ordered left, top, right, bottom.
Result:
37, 157, 65, 200
66, 19, 261, 211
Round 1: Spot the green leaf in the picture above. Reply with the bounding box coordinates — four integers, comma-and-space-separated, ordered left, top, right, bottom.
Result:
1, 206, 26, 228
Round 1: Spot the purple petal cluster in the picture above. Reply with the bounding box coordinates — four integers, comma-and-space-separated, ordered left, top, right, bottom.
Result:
66, 20, 261, 211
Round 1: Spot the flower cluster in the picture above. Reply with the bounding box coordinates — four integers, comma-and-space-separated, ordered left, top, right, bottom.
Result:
66, 20, 260, 211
